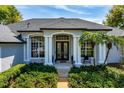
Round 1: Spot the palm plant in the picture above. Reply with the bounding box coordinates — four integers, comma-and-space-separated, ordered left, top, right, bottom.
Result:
79, 31, 124, 66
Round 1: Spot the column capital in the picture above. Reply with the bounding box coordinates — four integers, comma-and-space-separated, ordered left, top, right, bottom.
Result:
73, 36, 80, 38
44, 35, 52, 38
25, 36, 30, 39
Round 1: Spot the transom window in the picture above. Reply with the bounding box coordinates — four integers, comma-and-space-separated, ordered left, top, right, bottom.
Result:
31, 36, 44, 58
81, 42, 94, 57
56, 35, 69, 41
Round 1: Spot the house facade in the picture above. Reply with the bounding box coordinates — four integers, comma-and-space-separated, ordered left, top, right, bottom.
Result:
0, 18, 123, 72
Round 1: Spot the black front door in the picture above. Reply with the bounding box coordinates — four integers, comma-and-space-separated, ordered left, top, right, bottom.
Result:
56, 42, 69, 60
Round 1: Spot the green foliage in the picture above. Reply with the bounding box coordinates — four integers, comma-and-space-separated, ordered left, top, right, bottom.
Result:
0, 5, 22, 24
103, 5, 124, 29
0, 63, 58, 88
79, 32, 124, 65
23, 63, 58, 74
68, 65, 124, 88
0, 64, 26, 87
80, 32, 124, 46
12, 71, 58, 88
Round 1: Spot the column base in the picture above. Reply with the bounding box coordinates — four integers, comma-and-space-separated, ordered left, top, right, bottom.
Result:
44, 62, 53, 66
98, 61, 105, 64
25, 60, 30, 64
74, 63, 82, 67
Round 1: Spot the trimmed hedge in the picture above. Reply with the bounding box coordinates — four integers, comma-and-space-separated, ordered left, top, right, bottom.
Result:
10, 63, 58, 88
0, 63, 58, 88
12, 71, 58, 88
0, 64, 26, 88
68, 65, 124, 88
23, 63, 58, 73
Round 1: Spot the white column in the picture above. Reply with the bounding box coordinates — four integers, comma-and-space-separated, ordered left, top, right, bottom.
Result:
77, 37, 82, 65
48, 37, 53, 65
44, 36, 49, 65
98, 43, 106, 64
73, 36, 82, 67
26, 37, 30, 63
73, 37, 77, 63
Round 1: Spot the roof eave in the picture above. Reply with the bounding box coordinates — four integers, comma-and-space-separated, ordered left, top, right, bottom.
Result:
40, 28, 112, 31
0, 41, 26, 44
17, 30, 43, 32
16, 28, 112, 32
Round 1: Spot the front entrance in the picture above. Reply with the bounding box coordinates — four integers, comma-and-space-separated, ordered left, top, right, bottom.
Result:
56, 41, 69, 61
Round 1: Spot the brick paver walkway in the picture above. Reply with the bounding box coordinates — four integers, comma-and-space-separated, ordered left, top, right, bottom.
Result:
57, 81, 68, 88
57, 78, 68, 88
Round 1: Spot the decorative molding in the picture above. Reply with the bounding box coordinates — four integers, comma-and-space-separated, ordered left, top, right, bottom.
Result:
50, 31, 75, 37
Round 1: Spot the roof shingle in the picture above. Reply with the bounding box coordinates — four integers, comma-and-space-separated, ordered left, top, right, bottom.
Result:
8, 18, 112, 31
0, 25, 23, 43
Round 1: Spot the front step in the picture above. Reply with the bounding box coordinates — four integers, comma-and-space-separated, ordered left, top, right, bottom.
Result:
55, 63, 72, 79
57, 68, 70, 78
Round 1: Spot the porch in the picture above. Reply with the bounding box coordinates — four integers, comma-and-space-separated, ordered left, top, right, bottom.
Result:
24, 30, 107, 67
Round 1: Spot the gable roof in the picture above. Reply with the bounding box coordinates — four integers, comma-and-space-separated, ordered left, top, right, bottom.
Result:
0, 25, 24, 43
8, 18, 112, 32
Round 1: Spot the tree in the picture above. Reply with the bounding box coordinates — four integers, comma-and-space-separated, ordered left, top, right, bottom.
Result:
103, 5, 124, 29
79, 32, 124, 66
0, 5, 22, 24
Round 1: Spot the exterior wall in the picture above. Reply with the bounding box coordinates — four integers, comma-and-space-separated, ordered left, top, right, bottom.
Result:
107, 44, 121, 63
95, 45, 99, 64
0, 44, 23, 72
20, 30, 122, 66
0, 47, 1, 72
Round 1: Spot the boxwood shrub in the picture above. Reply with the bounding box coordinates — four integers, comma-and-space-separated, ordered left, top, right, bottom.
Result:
68, 65, 124, 88
0, 64, 26, 88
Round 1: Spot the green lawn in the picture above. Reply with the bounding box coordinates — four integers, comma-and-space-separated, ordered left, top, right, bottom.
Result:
0, 63, 58, 88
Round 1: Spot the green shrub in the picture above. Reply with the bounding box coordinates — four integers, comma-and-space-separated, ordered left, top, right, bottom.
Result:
0, 63, 58, 88
23, 63, 58, 74
68, 65, 124, 88
0, 64, 26, 87
12, 71, 58, 88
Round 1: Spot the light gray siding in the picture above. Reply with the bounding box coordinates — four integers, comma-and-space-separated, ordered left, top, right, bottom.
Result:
0, 47, 1, 72
107, 45, 121, 63
0, 44, 23, 72
95, 45, 99, 64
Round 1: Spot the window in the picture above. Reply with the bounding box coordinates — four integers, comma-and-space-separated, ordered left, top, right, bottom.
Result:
81, 42, 94, 57
56, 35, 69, 41
31, 36, 44, 58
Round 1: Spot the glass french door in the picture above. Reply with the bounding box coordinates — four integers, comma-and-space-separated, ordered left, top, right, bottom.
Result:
56, 42, 69, 60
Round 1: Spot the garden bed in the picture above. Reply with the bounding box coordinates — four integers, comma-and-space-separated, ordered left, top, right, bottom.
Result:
0, 63, 58, 88
68, 65, 124, 88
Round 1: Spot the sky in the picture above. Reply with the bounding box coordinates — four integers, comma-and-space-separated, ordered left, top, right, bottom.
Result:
15, 5, 112, 24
